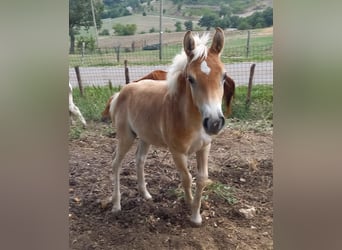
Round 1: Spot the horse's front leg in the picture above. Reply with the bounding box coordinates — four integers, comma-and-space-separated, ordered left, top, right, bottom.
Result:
191, 143, 211, 225
171, 152, 193, 205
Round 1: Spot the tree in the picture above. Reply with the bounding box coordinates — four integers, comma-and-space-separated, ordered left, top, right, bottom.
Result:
69, 0, 104, 53
230, 15, 241, 28
219, 4, 231, 18
184, 20, 193, 30
198, 13, 220, 30
113, 24, 137, 35
238, 20, 251, 30
175, 21, 182, 32
216, 16, 230, 29
262, 7, 273, 26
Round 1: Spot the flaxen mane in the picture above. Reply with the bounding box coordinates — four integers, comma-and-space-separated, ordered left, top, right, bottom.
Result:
167, 32, 210, 94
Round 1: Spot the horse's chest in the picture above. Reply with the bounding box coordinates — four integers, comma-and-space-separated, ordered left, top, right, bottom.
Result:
188, 129, 212, 154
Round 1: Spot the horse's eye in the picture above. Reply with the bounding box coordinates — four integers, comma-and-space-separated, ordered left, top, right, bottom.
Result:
188, 75, 195, 85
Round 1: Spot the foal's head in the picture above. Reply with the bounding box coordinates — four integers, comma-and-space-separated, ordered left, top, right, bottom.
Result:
183, 28, 226, 135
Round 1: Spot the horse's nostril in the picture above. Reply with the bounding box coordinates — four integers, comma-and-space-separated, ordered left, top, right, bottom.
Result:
220, 116, 225, 127
203, 118, 209, 129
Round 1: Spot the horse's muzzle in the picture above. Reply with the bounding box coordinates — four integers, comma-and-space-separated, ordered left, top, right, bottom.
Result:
203, 116, 225, 135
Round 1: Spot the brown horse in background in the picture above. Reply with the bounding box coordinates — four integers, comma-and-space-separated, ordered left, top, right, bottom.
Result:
101, 70, 168, 122
109, 28, 235, 225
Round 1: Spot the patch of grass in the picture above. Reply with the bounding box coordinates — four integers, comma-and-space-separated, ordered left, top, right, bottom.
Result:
71, 84, 272, 132
69, 31, 273, 67
203, 181, 237, 205
230, 84, 273, 120
170, 180, 237, 205
69, 126, 84, 140
226, 84, 273, 132
72, 86, 120, 122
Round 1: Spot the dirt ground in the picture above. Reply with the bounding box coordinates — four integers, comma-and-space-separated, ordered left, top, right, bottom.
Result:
69, 122, 273, 249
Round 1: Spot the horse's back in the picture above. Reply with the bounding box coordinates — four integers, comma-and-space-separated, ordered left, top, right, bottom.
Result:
118, 80, 168, 107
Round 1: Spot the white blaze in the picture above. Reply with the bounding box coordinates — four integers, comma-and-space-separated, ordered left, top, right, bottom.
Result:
200, 60, 211, 75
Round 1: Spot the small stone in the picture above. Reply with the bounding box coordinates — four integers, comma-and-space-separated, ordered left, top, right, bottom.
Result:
100, 198, 111, 209
201, 210, 210, 217
239, 206, 256, 219
73, 197, 81, 203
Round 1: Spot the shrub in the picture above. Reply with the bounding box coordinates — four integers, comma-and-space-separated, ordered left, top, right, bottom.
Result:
184, 20, 193, 30
175, 21, 182, 32
76, 36, 95, 52
113, 23, 137, 36
99, 29, 110, 36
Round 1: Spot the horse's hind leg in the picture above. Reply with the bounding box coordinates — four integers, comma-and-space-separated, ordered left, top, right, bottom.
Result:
135, 140, 152, 199
111, 130, 135, 213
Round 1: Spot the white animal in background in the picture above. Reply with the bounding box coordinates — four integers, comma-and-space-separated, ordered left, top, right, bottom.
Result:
69, 82, 87, 127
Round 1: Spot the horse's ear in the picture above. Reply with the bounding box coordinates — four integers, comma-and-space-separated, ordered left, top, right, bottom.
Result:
223, 73, 235, 117
183, 30, 195, 59
210, 27, 225, 55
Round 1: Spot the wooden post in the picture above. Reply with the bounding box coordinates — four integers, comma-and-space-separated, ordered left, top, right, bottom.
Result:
74, 66, 84, 96
108, 80, 113, 90
115, 45, 120, 62
131, 41, 135, 52
246, 63, 256, 105
246, 30, 250, 58
124, 60, 130, 84
159, 0, 163, 61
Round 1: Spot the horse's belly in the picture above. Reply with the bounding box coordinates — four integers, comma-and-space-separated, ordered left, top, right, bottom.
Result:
132, 124, 167, 147
139, 132, 167, 147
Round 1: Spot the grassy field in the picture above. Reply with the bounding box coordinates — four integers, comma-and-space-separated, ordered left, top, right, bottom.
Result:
81, 14, 201, 38
70, 28, 273, 67
69, 84, 273, 138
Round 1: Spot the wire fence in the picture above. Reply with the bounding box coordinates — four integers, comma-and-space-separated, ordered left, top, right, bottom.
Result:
69, 30, 273, 87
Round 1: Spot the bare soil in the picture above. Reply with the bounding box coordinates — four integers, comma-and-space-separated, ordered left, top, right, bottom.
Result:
69, 122, 273, 249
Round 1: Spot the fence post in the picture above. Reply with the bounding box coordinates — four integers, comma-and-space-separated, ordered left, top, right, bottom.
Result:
246, 30, 250, 58
81, 42, 85, 64
124, 60, 130, 84
108, 80, 113, 90
131, 41, 135, 52
159, 0, 163, 61
74, 66, 84, 97
246, 63, 256, 105
115, 45, 120, 62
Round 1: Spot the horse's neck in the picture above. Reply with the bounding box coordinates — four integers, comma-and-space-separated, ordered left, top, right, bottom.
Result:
169, 75, 202, 126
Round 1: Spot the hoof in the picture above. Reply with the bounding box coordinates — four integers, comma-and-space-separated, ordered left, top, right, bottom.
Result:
190, 214, 202, 226
144, 192, 152, 200
139, 189, 152, 200
111, 205, 121, 214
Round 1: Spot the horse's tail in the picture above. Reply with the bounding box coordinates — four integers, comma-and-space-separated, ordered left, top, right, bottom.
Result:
109, 92, 120, 125
101, 95, 114, 122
